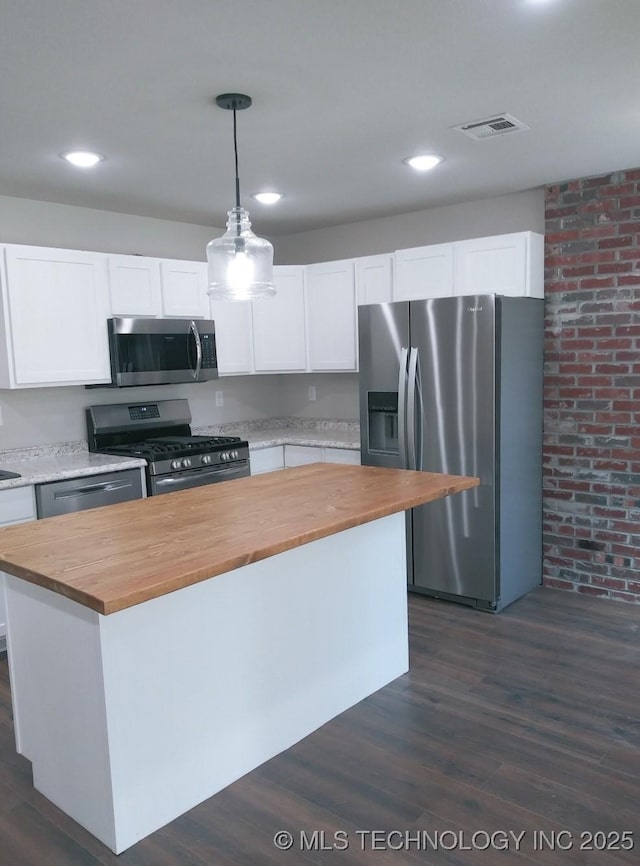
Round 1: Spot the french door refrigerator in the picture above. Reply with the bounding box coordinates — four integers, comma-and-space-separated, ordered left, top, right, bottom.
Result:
358, 295, 543, 612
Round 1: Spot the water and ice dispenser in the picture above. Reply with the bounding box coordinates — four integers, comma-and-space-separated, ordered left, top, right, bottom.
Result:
367, 391, 399, 454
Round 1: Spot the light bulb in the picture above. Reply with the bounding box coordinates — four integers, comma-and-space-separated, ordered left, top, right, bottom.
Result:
227, 251, 255, 293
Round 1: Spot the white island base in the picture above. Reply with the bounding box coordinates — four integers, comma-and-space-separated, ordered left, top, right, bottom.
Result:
5, 512, 408, 854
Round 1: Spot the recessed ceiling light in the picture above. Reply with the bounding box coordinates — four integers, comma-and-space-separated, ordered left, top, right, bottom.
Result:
61, 150, 105, 168
404, 154, 443, 172
251, 192, 283, 205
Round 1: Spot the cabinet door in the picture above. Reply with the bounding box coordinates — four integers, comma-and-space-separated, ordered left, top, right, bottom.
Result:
4, 245, 111, 385
250, 446, 284, 475
284, 445, 322, 467
306, 260, 357, 371
394, 244, 454, 300
160, 260, 208, 317
252, 266, 307, 372
209, 299, 254, 375
107, 254, 162, 316
322, 448, 361, 465
356, 255, 393, 305
0, 486, 36, 645
453, 232, 543, 298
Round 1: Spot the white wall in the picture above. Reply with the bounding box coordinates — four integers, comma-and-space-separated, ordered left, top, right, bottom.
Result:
273, 188, 544, 263
0, 194, 220, 260
279, 374, 359, 421
0, 377, 285, 450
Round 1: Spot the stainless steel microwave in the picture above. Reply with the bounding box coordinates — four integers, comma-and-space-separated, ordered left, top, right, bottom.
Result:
106, 317, 218, 387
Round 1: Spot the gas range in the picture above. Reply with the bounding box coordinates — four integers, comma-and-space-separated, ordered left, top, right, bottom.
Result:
86, 399, 250, 496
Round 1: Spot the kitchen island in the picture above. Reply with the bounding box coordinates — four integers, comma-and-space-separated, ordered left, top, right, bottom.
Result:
0, 463, 477, 853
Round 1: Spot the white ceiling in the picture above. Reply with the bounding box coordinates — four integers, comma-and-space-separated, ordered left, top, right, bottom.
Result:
1, 0, 639, 236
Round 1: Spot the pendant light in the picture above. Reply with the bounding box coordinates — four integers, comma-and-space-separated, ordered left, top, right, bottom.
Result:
206, 93, 276, 301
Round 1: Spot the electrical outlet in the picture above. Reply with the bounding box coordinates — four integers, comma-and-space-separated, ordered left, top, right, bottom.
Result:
215, 391, 224, 407
308, 385, 316, 402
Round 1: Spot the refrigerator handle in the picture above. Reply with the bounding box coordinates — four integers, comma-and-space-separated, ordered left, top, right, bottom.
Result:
407, 346, 423, 471
398, 347, 409, 469
407, 347, 417, 469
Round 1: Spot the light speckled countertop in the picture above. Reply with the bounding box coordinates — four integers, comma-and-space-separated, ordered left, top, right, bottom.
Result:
0, 443, 146, 491
0, 418, 360, 492
194, 417, 360, 452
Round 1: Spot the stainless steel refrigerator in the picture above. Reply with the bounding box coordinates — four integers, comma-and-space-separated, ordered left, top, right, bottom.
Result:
358, 295, 543, 612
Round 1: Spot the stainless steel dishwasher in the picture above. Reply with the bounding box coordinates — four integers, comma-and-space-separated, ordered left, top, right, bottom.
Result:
35, 469, 144, 518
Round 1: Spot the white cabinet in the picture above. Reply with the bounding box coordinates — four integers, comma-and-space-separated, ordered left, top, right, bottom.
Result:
453, 231, 544, 298
306, 260, 357, 371
250, 446, 284, 475
108, 257, 209, 318
284, 444, 360, 467
252, 266, 307, 372
0, 244, 111, 387
394, 244, 454, 301
160, 260, 208, 317
323, 447, 361, 465
0, 486, 36, 647
356, 255, 393, 305
284, 445, 323, 467
210, 299, 254, 375
107, 255, 162, 316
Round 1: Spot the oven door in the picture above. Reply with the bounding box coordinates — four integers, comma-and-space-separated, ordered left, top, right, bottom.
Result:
108, 317, 218, 386
149, 461, 250, 495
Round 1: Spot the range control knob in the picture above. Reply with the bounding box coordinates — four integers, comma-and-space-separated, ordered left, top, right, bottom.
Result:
181, 457, 192, 468
171, 459, 182, 470
202, 454, 212, 465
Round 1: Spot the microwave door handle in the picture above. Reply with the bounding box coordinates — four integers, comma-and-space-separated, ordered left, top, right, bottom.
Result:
188, 320, 203, 380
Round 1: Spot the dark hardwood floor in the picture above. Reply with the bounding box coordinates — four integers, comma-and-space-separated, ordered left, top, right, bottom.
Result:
0, 587, 638, 865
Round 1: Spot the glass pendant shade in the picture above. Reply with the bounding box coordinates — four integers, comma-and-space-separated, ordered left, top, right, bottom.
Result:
207, 208, 275, 301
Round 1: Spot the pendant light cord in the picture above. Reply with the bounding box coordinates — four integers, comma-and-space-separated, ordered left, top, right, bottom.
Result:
233, 108, 241, 210
233, 107, 242, 238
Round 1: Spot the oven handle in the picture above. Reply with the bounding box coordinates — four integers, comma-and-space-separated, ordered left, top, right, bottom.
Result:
188, 320, 203, 381
153, 461, 249, 489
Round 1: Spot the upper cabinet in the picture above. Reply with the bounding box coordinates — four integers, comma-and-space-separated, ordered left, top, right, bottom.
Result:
109, 257, 208, 318
306, 260, 357, 371
252, 266, 307, 372
0, 244, 111, 388
356, 254, 393, 305
0, 231, 543, 389
392, 232, 544, 302
394, 243, 454, 301
453, 231, 543, 298
159, 259, 208, 317
209, 299, 254, 376
107, 255, 162, 317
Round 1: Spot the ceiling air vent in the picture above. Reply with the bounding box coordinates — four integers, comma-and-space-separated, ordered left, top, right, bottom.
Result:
453, 113, 529, 140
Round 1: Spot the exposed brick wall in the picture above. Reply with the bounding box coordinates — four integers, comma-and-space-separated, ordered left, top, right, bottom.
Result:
543, 168, 640, 603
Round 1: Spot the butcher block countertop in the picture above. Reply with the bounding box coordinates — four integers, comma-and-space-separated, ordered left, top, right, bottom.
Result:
0, 464, 478, 615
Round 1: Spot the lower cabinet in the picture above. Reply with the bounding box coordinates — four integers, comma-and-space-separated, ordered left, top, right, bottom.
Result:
250, 446, 284, 475
0, 486, 36, 649
323, 447, 361, 465
252, 444, 361, 474
284, 445, 360, 467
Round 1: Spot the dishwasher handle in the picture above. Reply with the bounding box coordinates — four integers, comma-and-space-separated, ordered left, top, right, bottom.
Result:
53, 479, 134, 499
